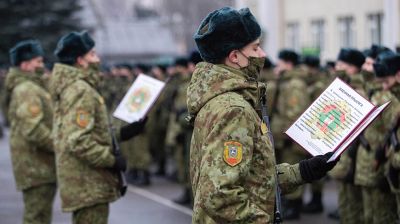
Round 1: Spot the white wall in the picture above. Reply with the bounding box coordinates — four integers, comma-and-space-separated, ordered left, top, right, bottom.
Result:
283, 0, 384, 60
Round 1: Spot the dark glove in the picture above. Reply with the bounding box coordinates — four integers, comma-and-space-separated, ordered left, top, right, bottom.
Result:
120, 117, 148, 141
375, 148, 387, 163
113, 153, 127, 172
299, 152, 339, 183
175, 133, 185, 144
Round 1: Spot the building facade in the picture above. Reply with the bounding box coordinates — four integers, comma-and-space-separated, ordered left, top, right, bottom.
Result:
236, 0, 400, 61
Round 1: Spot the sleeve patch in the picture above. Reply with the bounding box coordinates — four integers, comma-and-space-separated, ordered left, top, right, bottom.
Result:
29, 104, 41, 117
76, 110, 90, 128
223, 141, 243, 167
288, 96, 299, 106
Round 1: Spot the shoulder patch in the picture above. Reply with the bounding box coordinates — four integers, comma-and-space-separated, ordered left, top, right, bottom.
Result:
223, 141, 243, 167
288, 96, 299, 106
29, 104, 41, 117
76, 110, 90, 128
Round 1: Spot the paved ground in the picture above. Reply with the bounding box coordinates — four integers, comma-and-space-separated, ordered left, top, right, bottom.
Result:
0, 128, 340, 223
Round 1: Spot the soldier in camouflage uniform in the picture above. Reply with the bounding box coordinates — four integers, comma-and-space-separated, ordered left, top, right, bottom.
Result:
165, 58, 191, 184
329, 48, 367, 224
188, 7, 338, 223
173, 52, 203, 205
354, 51, 399, 224
6, 40, 56, 224
122, 64, 153, 186
51, 31, 146, 224
148, 63, 169, 175
271, 49, 311, 219
167, 59, 190, 175
362, 45, 393, 96
385, 54, 400, 221
301, 55, 330, 214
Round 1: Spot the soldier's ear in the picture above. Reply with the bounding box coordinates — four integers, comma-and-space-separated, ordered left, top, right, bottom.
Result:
76, 56, 86, 67
227, 50, 240, 64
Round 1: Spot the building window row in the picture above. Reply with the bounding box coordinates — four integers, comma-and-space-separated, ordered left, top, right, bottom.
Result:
285, 13, 383, 54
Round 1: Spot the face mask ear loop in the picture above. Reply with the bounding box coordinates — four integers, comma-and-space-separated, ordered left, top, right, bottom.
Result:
235, 50, 250, 69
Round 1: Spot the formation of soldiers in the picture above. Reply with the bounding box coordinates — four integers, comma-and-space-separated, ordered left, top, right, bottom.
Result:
263, 45, 400, 223
3, 6, 400, 224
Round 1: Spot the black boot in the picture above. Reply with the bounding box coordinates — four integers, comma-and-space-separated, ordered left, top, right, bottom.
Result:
282, 199, 302, 220
327, 209, 340, 220
173, 187, 191, 205
302, 192, 323, 214
133, 169, 151, 187
126, 168, 138, 185
155, 159, 166, 176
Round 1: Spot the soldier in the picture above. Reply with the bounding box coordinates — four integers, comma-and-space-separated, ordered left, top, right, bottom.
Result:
329, 48, 366, 224
354, 50, 398, 224
148, 63, 169, 176
165, 57, 191, 186
173, 52, 202, 205
6, 40, 56, 224
362, 45, 392, 97
50, 31, 146, 224
188, 7, 338, 223
301, 55, 329, 214
271, 49, 311, 220
385, 54, 400, 220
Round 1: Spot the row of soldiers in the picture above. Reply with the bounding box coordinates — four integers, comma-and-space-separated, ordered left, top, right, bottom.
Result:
5, 28, 400, 224
3, 29, 206, 224
262, 45, 400, 223
4, 32, 149, 224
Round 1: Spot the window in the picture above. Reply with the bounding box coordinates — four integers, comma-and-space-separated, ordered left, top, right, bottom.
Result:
311, 19, 325, 51
367, 13, 383, 45
338, 17, 355, 48
286, 22, 300, 51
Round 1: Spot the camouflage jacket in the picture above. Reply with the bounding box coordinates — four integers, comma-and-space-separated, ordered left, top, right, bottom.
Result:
166, 74, 192, 146
330, 73, 367, 180
385, 83, 400, 192
303, 68, 330, 101
187, 62, 304, 223
355, 86, 400, 187
270, 67, 311, 142
6, 67, 56, 190
50, 63, 119, 212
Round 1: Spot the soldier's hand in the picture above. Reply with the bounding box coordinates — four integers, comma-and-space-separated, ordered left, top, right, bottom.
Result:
120, 117, 148, 141
299, 152, 339, 183
113, 154, 127, 172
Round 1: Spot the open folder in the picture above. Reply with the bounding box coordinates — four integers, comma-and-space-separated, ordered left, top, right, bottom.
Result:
285, 78, 390, 162
113, 74, 166, 123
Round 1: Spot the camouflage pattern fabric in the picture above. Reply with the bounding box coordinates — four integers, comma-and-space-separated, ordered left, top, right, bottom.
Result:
72, 203, 109, 224
386, 82, 400, 219
22, 183, 56, 224
338, 183, 364, 224
5, 67, 56, 191
270, 67, 311, 201
168, 74, 192, 183
355, 89, 399, 187
354, 88, 399, 223
187, 62, 304, 223
333, 73, 366, 224
50, 63, 119, 212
